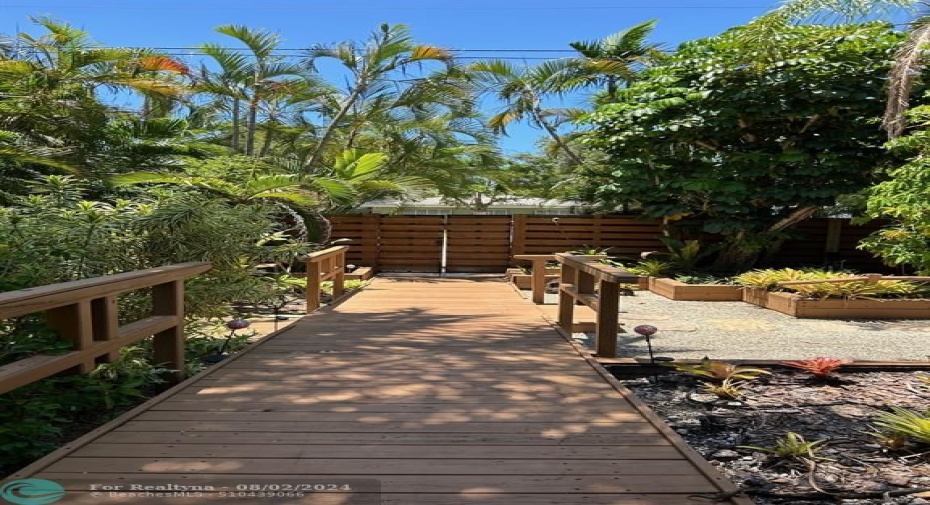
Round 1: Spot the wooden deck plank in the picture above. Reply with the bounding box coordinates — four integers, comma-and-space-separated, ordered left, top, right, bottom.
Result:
10, 277, 749, 505
26, 493, 722, 505
71, 444, 682, 459
39, 473, 716, 493
93, 432, 675, 446
46, 458, 700, 475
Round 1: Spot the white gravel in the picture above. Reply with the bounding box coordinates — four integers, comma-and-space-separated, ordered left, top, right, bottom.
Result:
531, 290, 930, 361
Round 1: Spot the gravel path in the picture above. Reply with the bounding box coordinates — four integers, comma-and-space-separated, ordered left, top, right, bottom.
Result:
529, 290, 930, 361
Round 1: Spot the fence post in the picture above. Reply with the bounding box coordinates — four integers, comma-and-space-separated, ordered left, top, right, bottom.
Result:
512, 214, 528, 258
152, 280, 185, 383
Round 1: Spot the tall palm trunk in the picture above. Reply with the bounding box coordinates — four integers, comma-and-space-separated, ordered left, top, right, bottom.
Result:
245, 92, 260, 156
231, 98, 241, 151
305, 86, 365, 171
531, 106, 585, 166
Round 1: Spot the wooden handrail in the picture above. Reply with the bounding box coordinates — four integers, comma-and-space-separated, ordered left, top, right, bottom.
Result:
304, 245, 349, 311
513, 254, 606, 305
0, 262, 212, 395
554, 253, 638, 357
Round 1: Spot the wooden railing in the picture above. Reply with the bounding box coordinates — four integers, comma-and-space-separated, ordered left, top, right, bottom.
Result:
0, 262, 212, 395
554, 253, 638, 357
304, 246, 349, 311
514, 254, 607, 304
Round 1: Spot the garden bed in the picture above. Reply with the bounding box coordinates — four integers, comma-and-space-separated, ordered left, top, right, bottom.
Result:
649, 277, 743, 301
617, 369, 930, 505
742, 288, 930, 319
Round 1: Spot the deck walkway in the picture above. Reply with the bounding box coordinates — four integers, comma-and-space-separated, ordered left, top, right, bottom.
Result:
15, 277, 750, 504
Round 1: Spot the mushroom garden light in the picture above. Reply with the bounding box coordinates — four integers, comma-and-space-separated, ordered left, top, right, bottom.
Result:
633, 324, 673, 379
203, 319, 252, 364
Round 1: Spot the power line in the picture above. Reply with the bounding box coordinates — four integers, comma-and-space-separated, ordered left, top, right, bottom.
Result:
2, 3, 769, 11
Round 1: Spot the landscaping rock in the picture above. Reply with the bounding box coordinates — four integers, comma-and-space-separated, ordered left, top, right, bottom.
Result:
619, 370, 930, 505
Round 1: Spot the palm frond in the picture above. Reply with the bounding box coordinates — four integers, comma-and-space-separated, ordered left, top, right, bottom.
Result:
884, 15, 930, 138
215, 25, 281, 60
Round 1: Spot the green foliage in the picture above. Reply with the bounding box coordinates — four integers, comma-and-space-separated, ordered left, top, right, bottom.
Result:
858, 103, 930, 274
667, 358, 771, 382
582, 23, 908, 268
622, 259, 673, 277
701, 378, 745, 399
674, 274, 732, 285
734, 268, 924, 299
871, 407, 930, 445
656, 238, 721, 273
741, 432, 831, 461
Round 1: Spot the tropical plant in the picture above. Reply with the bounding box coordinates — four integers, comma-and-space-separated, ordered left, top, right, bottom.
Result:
668, 358, 771, 382
781, 357, 852, 379
675, 274, 732, 285
623, 259, 674, 277
199, 25, 304, 155
741, 432, 831, 461
701, 378, 745, 400
550, 20, 666, 101
582, 22, 908, 269
871, 407, 930, 445
471, 59, 586, 165
734, 268, 924, 299
300, 23, 457, 171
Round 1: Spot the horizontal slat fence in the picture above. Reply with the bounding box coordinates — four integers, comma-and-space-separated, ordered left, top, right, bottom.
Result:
446, 216, 512, 272
328, 215, 891, 273
379, 216, 445, 272
512, 215, 665, 259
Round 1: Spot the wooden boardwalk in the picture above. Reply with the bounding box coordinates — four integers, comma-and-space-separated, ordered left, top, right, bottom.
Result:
14, 277, 750, 504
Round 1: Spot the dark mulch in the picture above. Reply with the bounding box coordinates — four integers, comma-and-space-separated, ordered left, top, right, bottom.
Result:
616, 369, 930, 505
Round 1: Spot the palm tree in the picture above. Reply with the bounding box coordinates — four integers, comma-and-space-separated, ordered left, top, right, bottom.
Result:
471, 60, 586, 165
201, 25, 304, 155
300, 23, 455, 171
0, 17, 189, 176
554, 20, 665, 100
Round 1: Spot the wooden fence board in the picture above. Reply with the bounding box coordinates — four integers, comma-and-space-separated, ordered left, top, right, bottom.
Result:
328, 215, 889, 273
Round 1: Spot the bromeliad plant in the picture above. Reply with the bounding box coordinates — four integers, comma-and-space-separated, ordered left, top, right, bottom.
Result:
701, 378, 745, 400
781, 357, 852, 379
668, 357, 771, 383
871, 407, 930, 446
734, 268, 925, 300
741, 432, 831, 462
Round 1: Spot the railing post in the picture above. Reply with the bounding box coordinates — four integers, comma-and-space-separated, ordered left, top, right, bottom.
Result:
307, 259, 322, 311
577, 270, 595, 303
595, 280, 619, 357
46, 301, 95, 373
557, 263, 576, 331
332, 250, 346, 300
530, 258, 548, 305
91, 296, 120, 363
152, 280, 185, 383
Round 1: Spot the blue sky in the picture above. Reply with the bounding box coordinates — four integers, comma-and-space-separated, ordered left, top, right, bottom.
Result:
1, 0, 783, 153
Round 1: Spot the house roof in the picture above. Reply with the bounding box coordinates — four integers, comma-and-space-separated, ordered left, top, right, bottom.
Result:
361, 196, 582, 208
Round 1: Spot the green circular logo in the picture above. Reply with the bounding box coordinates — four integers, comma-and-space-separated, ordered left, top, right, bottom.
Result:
0, 479, 65, 505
